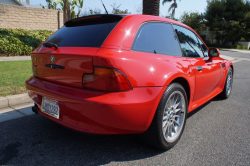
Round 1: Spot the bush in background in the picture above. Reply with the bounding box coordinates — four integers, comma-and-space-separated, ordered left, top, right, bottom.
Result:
236, 44, 247, 50
207, 44, 237, 49
0, 28, 54, 56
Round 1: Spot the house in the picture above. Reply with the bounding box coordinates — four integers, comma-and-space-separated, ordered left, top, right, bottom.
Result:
0, 0, 24, 6
199, 27, 217, 44
0, 0, 44, 8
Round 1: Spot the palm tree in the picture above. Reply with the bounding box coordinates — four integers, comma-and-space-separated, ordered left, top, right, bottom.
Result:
52, 0, 61, 9
76, 0, 84, 18
70, 4, 76, 19
45, 0, 53, 9
162, 0, 181, 19
143, 0, 160, 16
45, 0, 60, 9
60, 0, 71, 23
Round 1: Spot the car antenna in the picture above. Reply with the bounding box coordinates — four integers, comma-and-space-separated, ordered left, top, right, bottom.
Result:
101, 0, 109, 14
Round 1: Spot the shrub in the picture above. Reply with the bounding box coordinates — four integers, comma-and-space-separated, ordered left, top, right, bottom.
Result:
0, 28, 54, 56
236, 44, 247, 50
207, 44, 237, 49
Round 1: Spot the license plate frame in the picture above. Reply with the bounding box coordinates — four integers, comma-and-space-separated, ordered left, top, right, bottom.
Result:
41, 97, 60, 119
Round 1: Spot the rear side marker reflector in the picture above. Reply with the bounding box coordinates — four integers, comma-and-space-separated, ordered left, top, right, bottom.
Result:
82, 67, 132, 92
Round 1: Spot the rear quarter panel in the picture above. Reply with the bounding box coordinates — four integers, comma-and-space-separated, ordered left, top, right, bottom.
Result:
93, 48, 195, 89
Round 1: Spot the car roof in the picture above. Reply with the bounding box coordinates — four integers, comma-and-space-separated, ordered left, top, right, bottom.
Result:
67, 14, 191, 30
124, 14, 191, 29
66, 14, 199, 50
101, 14, 195, 50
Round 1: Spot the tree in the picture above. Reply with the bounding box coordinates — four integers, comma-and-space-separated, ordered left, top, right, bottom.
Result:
111, 3, 130, 14
61, 0, 71, 23
70, 4, 76, 19
45, 0, 53, 9
76, 0, 84, 18
162, 0, 181, 19
44, 0, 84, 23
180, 11, 203, 32
81, 8, 102, 16
44, 0, 61, 9
205, 0, 250, 44
244, 11, 250, 40
143, 0, 160, 16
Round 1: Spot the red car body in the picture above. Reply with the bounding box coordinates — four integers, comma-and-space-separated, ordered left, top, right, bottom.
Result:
26, 14, 233, 135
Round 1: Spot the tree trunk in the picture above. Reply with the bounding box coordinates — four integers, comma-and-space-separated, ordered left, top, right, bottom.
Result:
143, 0, 160, 16
77, 11, 80, 18
63, 0, 71, 23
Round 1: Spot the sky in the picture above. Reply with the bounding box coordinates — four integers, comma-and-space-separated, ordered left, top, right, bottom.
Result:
29, 0, 208, 19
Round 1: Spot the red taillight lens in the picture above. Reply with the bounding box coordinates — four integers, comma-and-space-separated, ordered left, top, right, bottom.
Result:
82, 67, 132, 92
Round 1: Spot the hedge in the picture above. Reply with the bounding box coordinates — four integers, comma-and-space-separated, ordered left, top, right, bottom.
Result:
207, 44, 248, 50
236, 44, 247, 50
207, 44, 237, 49
0, 28, 54, 56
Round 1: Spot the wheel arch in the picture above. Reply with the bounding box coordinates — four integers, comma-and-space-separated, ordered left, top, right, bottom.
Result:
230, 64, 234, 75
170, 77, 191, 105
146, 76, 191, 131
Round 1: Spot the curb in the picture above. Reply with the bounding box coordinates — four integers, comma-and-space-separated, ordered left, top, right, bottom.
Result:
0, 93, 33, 109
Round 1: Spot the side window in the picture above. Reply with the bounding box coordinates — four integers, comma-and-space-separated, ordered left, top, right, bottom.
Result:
173, 25, 204, 58
132, 22, 182, 57
196, 37, 209, 57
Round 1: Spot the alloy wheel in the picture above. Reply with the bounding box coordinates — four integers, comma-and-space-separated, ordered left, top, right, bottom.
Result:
162, 91, 186, 143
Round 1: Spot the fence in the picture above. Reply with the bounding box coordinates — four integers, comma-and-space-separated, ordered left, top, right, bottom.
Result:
0, 3, 63, 31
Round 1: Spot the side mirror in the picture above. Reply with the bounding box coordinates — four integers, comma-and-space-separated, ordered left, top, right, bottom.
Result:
209, 48, 220, 57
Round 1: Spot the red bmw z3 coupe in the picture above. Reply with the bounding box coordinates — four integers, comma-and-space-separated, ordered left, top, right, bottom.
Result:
26, 14, 233, 150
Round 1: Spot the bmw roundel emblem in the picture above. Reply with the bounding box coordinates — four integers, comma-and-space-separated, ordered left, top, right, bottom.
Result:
50, 55, 55, 63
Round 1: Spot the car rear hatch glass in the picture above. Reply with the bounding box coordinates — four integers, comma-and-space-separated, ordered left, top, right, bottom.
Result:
32, 15, 124, 88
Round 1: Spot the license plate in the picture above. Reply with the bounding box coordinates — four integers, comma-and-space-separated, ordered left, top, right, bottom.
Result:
42, 97, 60, 119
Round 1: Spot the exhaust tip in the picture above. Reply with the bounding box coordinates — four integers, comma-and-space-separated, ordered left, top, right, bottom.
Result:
32, 104, 39, 114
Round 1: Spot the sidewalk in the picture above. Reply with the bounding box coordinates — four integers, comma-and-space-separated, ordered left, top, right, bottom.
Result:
0, 56, 31, 61
0, 93, 33, 109
222, 49, 250, 54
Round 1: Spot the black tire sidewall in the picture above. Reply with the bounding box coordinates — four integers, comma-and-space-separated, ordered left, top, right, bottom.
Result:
157, 83, 188, 149
224, 67, 233, 98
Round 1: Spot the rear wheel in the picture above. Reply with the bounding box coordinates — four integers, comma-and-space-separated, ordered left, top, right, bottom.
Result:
142, 83, 188, 150
219, 67, 233, 99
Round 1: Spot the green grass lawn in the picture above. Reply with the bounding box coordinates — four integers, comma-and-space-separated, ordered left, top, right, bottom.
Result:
0, 61, 32, 97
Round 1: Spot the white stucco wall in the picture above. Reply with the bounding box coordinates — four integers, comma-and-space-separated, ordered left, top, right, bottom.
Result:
238, 41, 250, 49
0, 0, 22, 6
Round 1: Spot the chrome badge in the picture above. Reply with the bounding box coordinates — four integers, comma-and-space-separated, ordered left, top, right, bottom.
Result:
50, 55, 55, 63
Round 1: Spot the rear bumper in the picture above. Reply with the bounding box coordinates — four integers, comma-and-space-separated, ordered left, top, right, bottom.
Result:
26, 77, 166, 134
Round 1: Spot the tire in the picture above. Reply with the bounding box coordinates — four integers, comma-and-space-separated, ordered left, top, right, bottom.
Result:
219, 67, 233, 99
142, 83, 188, 150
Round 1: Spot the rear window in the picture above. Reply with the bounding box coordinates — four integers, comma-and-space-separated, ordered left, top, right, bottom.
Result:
45, 16, 122, 47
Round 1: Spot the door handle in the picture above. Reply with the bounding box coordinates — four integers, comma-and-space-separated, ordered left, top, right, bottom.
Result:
196, 66, 203, 71
221, 62, 226, 68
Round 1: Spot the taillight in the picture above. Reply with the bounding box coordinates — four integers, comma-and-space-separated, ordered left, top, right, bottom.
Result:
82, 67, 132, 92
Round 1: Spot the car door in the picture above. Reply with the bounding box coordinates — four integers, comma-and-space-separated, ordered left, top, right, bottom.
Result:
173, 25, 223, 101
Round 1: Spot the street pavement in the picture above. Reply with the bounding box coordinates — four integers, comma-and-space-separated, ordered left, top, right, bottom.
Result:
0, 50, 249, 165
